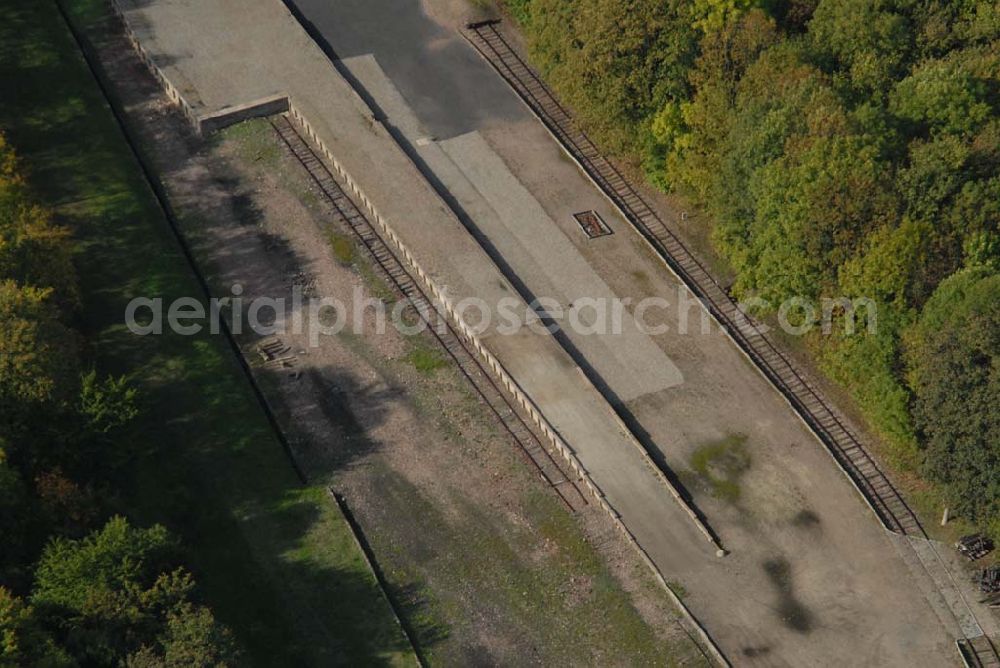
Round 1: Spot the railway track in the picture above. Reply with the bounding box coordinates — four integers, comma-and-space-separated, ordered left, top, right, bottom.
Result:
463, 18, 917, 535
464, 19, 1000, 666
961, 635, 1000, 668
270, 114, 589, 513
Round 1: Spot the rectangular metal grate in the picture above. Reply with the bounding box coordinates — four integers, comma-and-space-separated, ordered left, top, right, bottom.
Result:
573, 210, 612, 238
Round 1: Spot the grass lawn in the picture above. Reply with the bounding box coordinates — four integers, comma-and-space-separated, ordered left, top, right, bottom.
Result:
0, 1, 415, 664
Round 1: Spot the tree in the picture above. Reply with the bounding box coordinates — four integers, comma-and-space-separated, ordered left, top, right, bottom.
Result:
0, 135, 77, 306
126, 604, 238, 668
0, 587, 71, 667
32, 514, 173, 601
689, 0, 757, 33
527, 0, 698, 154
75, 371, 140, 475
892, 130, 1000, 303
77, 372, 138, 438
30, 518, 237, 666
735, 133, 897, 303
32, 518, 174, 664
655, 8, 778, 191
0, 201, 77, 309
840, 221, 938, 324
0, 281, 79, 427
818, 311, 919, 466
0, 451, 29, 586
890, 55, 993, 137
904, 269, 1000, 526
964, 230, 1000, 272
808, 0, 914, 97
34, 469, 100, 538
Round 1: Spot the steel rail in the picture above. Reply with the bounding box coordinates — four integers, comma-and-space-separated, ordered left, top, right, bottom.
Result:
270, 114, 589, 513
463, 19, 921, 536
959, 635, 1000, 668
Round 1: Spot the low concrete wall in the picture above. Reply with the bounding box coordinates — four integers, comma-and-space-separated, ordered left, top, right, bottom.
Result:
328, 488, 425, 667
107, 0, 199, 129
198, 95, 290, 134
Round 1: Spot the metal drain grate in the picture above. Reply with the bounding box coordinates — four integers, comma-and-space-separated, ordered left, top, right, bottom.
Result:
573, 210, 612, 238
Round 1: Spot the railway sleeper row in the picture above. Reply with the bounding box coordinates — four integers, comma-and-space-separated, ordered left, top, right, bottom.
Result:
270, 115, 588, 513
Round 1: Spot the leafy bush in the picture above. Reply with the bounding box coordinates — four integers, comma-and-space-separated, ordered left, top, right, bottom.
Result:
904, 269, 1000, 524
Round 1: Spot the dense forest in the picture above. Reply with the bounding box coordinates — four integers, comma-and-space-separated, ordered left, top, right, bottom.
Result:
0, 134, 237, 665
507, 0, 1000, 535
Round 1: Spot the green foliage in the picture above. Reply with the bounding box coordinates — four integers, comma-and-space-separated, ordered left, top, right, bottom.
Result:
904, 270, 1000, 524
689, 0, 757, 33
504, 0, 532, 24
737, 133, 897, 303
663, 8, 780, 195
808, 0, 913, 97
78, 372, 139, 434
0, 455, 29, 585
0, 134, 77, 307
31, 517, 237, 666
817, 308, 919, 465
0, 137, 80, 431
526, 0, 698, 155
0, 587, 72, 667
890, 56, 994, 137
964, 230, 1000, 271
32, 517, 174, 611
0, 281, 79, 422
126, 603, 239, 668
838, 218, 929, 309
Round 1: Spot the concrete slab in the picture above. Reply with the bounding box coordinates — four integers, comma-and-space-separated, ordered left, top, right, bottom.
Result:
341, 53, 683, 402
438, 130, 684, 401
340, 54, 429, 139
291, 0, 525, 138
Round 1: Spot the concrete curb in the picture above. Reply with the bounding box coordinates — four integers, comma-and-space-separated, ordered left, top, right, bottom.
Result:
328, 489, 426, 667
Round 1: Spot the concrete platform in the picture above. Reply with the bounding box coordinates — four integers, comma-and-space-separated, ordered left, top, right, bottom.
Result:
340, 54, 683, 403
116, 0, 961, 664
